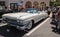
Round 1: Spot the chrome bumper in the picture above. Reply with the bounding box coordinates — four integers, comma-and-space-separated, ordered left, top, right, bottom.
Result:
0, 23, 7, 27
9, 24, 26, 30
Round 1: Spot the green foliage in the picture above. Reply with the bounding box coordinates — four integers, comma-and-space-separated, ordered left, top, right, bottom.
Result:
49, 1, 54, 6
56, 2, 60, 6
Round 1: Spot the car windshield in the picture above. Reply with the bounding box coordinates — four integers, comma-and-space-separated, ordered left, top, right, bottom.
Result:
22, 8, 39, 13
0, 6, 3, 10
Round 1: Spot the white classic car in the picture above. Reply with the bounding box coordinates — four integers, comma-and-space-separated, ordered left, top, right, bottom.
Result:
2, 8, 48, 30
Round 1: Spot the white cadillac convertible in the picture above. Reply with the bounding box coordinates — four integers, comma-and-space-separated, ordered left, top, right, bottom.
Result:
2, 8, 48, 30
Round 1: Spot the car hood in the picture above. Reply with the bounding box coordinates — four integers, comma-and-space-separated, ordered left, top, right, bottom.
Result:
2, 12, 34, 20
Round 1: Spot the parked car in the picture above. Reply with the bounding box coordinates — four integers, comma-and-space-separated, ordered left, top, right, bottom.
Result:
2, 8, 48, 30
0, 6, 13, 18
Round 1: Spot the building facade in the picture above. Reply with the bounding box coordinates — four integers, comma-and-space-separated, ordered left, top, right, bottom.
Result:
0, 0, 50, 7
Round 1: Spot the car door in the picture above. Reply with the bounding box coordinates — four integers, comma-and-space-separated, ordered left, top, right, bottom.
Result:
33, 13, 40, 23
42, 11, 48, 19
38, 11, 43, 21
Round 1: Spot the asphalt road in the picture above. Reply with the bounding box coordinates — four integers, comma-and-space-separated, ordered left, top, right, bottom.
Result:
23, 18, 60, 37
0, 18, 60, 37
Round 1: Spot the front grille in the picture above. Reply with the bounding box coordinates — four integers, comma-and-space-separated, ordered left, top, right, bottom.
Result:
3, 18, 23, 26
4, 18, 17, 24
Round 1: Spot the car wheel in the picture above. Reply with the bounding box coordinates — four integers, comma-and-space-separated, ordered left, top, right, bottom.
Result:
27, 21, 32, 30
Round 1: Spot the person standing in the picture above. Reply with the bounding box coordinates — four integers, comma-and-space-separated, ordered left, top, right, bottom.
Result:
51, 3, 58, 23
46, 6, 51, 15
56, 8, 60, 32
18, 1, 24, 12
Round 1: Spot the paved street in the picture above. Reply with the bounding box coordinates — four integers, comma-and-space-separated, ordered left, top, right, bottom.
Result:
23, 18, 60, 37
0, 18, 60, 37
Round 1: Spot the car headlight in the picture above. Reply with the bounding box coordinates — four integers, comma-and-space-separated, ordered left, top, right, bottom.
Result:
2, 16, 6, 19
17, 20, 28, 25
17, 20, 23, 23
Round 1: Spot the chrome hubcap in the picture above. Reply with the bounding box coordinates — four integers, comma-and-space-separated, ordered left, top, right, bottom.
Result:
27, 21, 32, 29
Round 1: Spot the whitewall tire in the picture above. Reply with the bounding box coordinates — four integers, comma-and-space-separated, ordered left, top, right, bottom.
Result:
27, 21, 32, 30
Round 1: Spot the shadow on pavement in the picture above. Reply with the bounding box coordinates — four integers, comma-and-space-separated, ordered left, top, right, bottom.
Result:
50, 21, 58, 26
50, 22, 60, 34
51, 27, 58, 33
51, 26, 60, 34
50, 20, 60, 34
0, 25, 27, 37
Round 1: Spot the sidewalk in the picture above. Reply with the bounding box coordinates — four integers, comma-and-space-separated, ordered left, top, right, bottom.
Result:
49, 12, 52, 18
